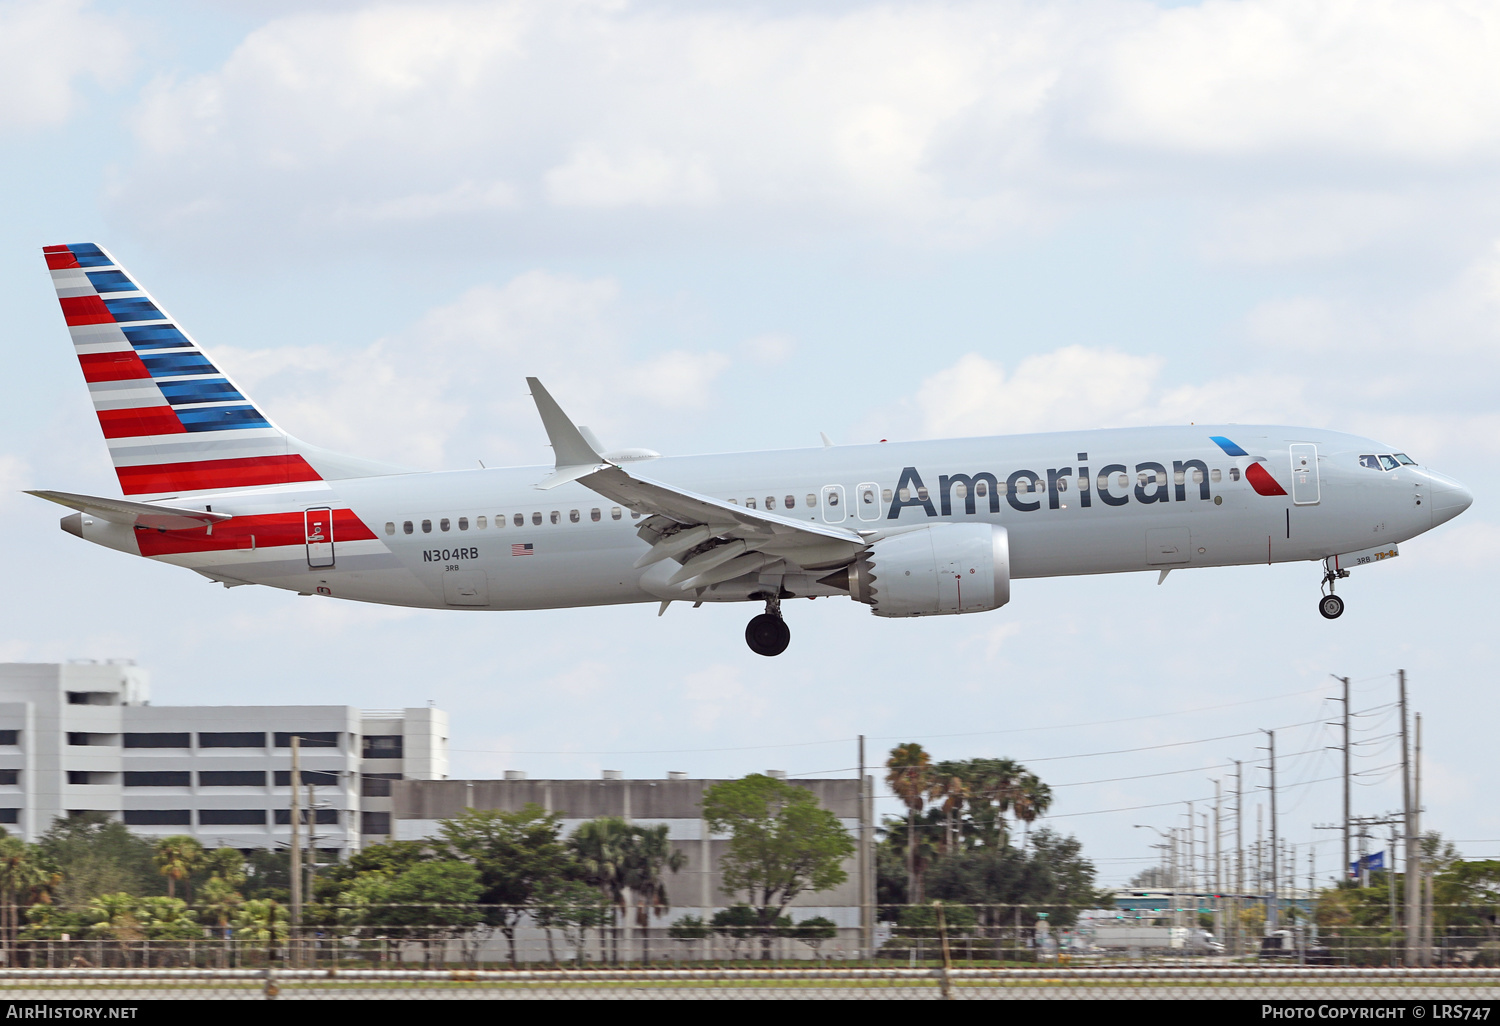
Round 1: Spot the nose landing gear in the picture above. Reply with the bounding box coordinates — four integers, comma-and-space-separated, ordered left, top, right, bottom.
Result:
745, 594, 791, 656
1319, 566, 1349, 620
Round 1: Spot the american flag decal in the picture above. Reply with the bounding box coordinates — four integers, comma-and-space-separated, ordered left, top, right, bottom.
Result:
511, 543, 534, 557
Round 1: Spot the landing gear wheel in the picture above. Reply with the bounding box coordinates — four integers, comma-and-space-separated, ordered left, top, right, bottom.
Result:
1318, 594, 1345, 620
745, 613, 791, 657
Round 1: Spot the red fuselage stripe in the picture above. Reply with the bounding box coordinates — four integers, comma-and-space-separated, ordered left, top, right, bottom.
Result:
135, 508, 376, 557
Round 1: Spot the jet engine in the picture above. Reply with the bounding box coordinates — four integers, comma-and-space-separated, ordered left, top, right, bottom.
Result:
838, 523, 1010, 617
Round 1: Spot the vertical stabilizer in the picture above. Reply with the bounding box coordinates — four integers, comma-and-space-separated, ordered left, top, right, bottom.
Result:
43, 244, 407, 498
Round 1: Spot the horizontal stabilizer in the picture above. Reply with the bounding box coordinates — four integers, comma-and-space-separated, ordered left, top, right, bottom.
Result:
27, 489, 231, 531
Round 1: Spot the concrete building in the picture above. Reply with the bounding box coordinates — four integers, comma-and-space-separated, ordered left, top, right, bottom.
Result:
394, 772, 875, 939
0, 662, 448, 855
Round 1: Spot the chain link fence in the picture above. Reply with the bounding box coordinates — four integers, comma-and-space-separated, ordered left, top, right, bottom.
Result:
0, 902, 1492, 999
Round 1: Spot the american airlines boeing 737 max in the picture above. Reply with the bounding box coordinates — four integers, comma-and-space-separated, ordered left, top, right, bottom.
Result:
29, 244, 1474, 655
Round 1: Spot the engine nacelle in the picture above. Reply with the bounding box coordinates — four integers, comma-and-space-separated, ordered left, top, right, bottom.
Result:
846, 523, 1010, 618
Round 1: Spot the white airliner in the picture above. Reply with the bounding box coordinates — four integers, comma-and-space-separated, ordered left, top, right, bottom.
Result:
31, 244, 1473, 655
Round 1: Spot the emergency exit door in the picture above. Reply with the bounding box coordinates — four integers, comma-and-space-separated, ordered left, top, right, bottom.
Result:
304, 507, 335, 568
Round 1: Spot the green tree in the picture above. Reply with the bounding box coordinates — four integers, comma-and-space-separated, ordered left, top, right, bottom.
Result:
439, 805, 571, 966
340, 860, 484, 963
232, 898, 288, 944
1011, 773, 1053, 847
710, 904, 769, 959
532, 879, 611, 965
625, 822, 687, 962
701, 774, 855, 958
568, 816, 634, 962
37, 814, 160, 905
152, 836, 204, 900
0, 837, 52, 951
886, 744, 934, 901
788, 915, 838, 957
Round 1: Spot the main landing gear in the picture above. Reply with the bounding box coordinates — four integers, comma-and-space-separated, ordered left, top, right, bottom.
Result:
1319, 566, 1349, 620
745, 594, 791, 657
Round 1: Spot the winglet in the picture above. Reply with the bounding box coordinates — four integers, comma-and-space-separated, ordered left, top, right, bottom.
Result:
526, 377, 612, 488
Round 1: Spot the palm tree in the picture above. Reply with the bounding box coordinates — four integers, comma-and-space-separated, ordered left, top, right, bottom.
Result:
625, 823, 687, 962
1011, 773, 1053, 847
930, 762, 971, 855
567, 817, 633, 963
886, 743, 934, 902
966, 757, 1025, 848
151, 836, 204, 900
0, 839, 46, 954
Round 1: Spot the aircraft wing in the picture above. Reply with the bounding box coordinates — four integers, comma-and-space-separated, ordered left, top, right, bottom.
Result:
26, 490, 232, 531
527, 377, 867, 589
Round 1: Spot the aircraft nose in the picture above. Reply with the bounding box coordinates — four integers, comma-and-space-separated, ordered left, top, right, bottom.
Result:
1427, 470, 1473, 527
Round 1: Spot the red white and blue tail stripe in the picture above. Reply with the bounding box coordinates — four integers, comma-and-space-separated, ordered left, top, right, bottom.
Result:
45, 243, 327, 498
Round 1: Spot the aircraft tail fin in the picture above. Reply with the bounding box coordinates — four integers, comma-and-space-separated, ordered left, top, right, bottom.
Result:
43, 244, 409, 498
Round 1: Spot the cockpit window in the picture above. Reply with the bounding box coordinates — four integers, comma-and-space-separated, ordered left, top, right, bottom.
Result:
1359, 455, 1380, 470
1394, 453, 1416, 465
1379, 455, 1400, 471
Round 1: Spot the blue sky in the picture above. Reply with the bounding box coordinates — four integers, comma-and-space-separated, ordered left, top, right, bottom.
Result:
3, 0, 1498, 886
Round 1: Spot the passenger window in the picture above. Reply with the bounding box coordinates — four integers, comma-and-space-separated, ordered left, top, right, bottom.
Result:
403, 521, 414, 535
1210, 469, 1221, 483
631, 511, 640, 519
766, 496, 776, 510
806, 494, 816, 507
550, 510, 561, 525
458, 517, 469, 531
826, 489, 840, 507
421, 520, 432, 534
611, 507, 622, 520
916, 487, 928, 501
1056, 477, 1068, 492
1115, 474, 1128, 489
952, 482, 968, 499
1191, 469, 1204, 484
514, 513, 524, 527
1136, 472, 1148, 487
861, 488, 875, 505
440, 518, 451, 532
974, 481, 987, 497
786, 495, 796, 509
532, 512, 542, 526
882, 489, 893, 502
591, 508, 601, 522
569, 509, 580, 523
476, 516, 487, 530
1395, 453, 1416, 465
1379, 455, 1399, 471
728, 499, 738, 505
384, 522, 395, 536
1173, 470, 1185, 486
1359, 455, 1380, 470
1229, 468, 1240, 482
746, 498, 757, 509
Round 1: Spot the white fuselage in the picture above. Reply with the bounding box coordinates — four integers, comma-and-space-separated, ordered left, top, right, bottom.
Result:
73, 424, 1469, 613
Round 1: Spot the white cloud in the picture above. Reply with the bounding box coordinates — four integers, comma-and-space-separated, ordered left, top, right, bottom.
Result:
110, 0, 1500, 254
0, 1, 133, 131
911, 347, 1164, 438
213, 269, 731, 469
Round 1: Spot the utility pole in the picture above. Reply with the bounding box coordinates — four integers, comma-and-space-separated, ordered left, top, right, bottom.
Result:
1263, 729, 1278, 933
1213, 780, 1223, 942
864, 732, 876, 960
1400, 670, 1419, 964
1235, 759, 1243, 955
1415, 712, 1427, 966
1338, 676, 1351, 887
289, 734, 302, 961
